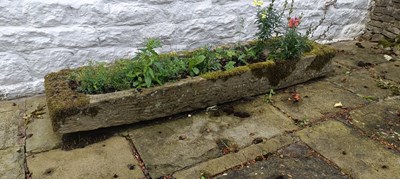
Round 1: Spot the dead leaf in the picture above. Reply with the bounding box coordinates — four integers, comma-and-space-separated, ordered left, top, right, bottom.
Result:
334, 102, 343, 108
291, 92, 301, 102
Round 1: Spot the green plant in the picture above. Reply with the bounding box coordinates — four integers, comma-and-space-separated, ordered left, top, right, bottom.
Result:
190, 46, 222, 74
130, 38, 163, 88
188, 55, 206, 76
267, 16, 312, 61
153, 56, 186, 81
298, 117, 309, 127
254, 0, 281, 41
224, 61, 236, 70
264, 89, 276, 103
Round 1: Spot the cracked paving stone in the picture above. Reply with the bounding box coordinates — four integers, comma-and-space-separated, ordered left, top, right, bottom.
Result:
297, 120, 400, 179
350, 98, 400, 148
27, 136, 144, 179
127, 97, 297, 178
272, 81, 368, 122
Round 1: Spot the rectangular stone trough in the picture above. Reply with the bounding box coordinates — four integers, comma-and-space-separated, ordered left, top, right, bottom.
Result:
45, 44, 335, 134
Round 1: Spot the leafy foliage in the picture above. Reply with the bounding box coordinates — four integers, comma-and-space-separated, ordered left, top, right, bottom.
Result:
268, 28, 311, 60
72, 39, 264, 94
255, 0, 281, 41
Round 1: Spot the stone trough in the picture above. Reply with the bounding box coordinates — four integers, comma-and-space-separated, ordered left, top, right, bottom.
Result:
44, 44, 335, 134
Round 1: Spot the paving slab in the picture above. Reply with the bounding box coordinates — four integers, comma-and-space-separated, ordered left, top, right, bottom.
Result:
27, 136, 144, 179
128, 97, 298, 178
330, 61, 351, 76
216, 142, 349, 179
327, 69, 393, 100
0, 100, 21, 150
350, 98, 400, 148
272, 81, 368, 122
173, 135, 294, 179
373, 60, 400, 83
0, 146, 25, 179
328, 41, 387, 69
297, 120, 400, 179
24, 95, 61, 154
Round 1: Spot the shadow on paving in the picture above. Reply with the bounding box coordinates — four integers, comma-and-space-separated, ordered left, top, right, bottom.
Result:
59, 105, 208, 151
216, 142, 349, 179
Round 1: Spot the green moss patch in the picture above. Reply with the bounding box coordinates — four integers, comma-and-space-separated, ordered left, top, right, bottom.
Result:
201, 43, 334, 86
200, 66, 251, 80
44, 69, 89, 131
306, 43, 336, 71
251, 60, 298, 86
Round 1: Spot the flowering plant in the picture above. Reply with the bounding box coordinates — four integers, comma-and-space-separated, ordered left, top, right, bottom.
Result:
252, 0, 311, 60
288, 17, 300, 28
268, 17, 311, 60
254, 0, 281, 40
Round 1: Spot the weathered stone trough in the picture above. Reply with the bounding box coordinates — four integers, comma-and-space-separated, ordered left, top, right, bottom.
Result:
45, 44, 335, 134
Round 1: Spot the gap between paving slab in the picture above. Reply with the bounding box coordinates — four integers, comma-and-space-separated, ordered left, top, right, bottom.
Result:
296, 120, 400, 179
24, 95, 62, 154
0, 146, 25, 179
349, 97, 400, 150
173, 135, 294, 179
0, 98, 26, 178
372, 60, 400, 84
216, 142, 349, 179
326, 69, 393, 100
127, 97, 298, 178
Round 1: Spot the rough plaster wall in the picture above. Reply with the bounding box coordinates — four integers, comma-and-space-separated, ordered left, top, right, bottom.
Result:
0, 0, 372, 99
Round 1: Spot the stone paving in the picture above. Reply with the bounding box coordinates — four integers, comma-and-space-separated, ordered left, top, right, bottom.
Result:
0, 41, 399, 179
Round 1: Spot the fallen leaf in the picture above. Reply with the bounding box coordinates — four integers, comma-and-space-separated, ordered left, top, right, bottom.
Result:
291, 92, 301, 103
334, 102, 343, 108
384, 54, 393, 61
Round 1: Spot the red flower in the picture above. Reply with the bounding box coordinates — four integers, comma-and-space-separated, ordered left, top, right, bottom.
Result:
288, 17, 300, 28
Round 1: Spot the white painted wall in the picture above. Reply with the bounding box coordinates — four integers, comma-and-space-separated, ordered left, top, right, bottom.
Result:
0, 0, 372, 99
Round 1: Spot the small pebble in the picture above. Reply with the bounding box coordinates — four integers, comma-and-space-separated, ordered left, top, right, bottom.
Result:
252, 138, 263, 144
127, 164, 135, 170
178, 135, 187, 140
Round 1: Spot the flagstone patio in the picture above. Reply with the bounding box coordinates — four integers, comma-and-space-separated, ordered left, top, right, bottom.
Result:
0, 41, 399, 179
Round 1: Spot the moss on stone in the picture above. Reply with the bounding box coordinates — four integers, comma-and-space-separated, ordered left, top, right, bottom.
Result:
250, 60, 299, 86
378, 39, 393, 48
44, 69, 90, 131
396, 35, 400, 44
201, 66, 250, 80
200, 42, 334, 86
306, 43, 336, 72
